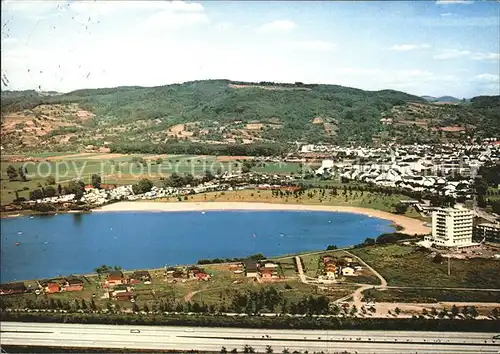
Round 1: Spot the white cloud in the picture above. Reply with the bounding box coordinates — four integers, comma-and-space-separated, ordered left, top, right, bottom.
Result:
389, 43, 431, 51
471, 52, 500, 61
434, 49, 471, 59
256, 20, 297, 34
286, 40, 335, 52
440, 12, 454, 17
472, 73, 500, 82
435, 49, 500, 61
436, 0, 474, 5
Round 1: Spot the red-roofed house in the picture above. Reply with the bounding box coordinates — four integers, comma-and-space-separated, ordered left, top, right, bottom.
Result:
105, 271, 126, 288
46, 283, 61, 294
196, 272, 211, 281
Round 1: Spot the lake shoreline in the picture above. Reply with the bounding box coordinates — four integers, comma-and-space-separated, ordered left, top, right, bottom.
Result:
96, 201, 430, 235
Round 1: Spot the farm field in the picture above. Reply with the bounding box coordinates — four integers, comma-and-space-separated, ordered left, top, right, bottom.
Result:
349, 244, 500, 289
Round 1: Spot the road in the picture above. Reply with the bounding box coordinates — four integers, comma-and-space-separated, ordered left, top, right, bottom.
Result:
1, 322, 499, 353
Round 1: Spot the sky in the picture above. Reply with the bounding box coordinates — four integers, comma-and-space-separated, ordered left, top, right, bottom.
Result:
1, 0, 499, 98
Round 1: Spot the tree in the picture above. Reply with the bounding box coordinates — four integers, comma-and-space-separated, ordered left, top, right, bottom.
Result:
133, 303, 140, 313
431, 307, 438, 317
363, 237, 376, 246
156, 157, 164, 165
57, 184, 62, 195
134, 178, 153, 194
474, 177, 489, 196
203, 169, 215, 182
282, 348, 290, 354
451, 304, 459, 318
91, 174, 102, 189
265, 346, 273, 353
326, 245, 337, 250
18, 167, 27, 181
30, 189, 44, 200
394, 203, 409, 214
350, 305, 358, 316
433, 253, 444, 263
469, 306, 478, 318
44, 186, 56, 198
491, 307, 499, 318
394, 307, 401, 315
6, 165, 18, 181
243, 345, 255, 353
66, 180, 85, 200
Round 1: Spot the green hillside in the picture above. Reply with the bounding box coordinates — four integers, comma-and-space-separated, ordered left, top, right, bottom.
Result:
1, 80, 499, 154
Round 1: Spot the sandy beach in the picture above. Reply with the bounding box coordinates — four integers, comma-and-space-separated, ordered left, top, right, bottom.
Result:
97, 201, 430, 235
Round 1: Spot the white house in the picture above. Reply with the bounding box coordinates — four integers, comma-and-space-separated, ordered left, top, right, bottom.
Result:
341, 267, 356, 276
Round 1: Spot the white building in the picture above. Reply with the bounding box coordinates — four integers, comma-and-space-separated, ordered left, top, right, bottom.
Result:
427, 206, 474, 247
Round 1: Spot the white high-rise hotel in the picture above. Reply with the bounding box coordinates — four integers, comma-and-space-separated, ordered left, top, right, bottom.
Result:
428, 206, 474, 247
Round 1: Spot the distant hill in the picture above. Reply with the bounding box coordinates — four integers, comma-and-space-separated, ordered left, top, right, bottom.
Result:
1, 80, 499, 153
421, 95, 464, 103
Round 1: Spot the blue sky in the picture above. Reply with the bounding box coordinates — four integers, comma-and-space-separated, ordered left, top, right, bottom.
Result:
1, 0, 499, 97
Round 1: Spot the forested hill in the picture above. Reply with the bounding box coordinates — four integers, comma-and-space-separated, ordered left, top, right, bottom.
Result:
1, 80, 499, 153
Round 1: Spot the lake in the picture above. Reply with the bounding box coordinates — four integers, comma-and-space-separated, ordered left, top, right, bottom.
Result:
0, 211, 394, 282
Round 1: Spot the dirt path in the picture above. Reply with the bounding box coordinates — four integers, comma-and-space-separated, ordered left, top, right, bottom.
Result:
342, 250, 388, 308
345, 251, 387, 287
295, 256, 307, 284
184, 287, 222, 302
183, 289, 202, 302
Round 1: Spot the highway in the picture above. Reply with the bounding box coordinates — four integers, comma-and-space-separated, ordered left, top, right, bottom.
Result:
1, 322, 499, 353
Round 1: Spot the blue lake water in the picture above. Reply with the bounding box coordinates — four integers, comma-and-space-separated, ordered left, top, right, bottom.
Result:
0, 211, 394, 282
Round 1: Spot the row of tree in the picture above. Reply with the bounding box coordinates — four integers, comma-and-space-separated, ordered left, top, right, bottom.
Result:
2, 311, 499, 332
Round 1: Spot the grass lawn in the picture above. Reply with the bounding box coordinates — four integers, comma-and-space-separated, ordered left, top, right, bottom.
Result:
363, 288, 500, 303
156, 188, 422, 218
252, 162, 302, 174
350, 244, 500, 289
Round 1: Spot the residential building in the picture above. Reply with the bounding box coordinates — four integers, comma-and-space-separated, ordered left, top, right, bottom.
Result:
260, 268, 279, 280
45, 282, 61, 294
129, 270, 152, 284
64, 277, 84, 292
474, 223, 500, 243
0, 282, 27, 295
341, 267, 356, 276
427, 206, 474, 247
114, 291, 135, 301
106, 271, 125, 287
243, 259, 259, 278
196, 272, 211, 281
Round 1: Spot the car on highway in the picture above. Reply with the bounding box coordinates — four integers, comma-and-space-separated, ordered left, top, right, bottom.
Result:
130, 329, 140, 334
185, 328, 194, 332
